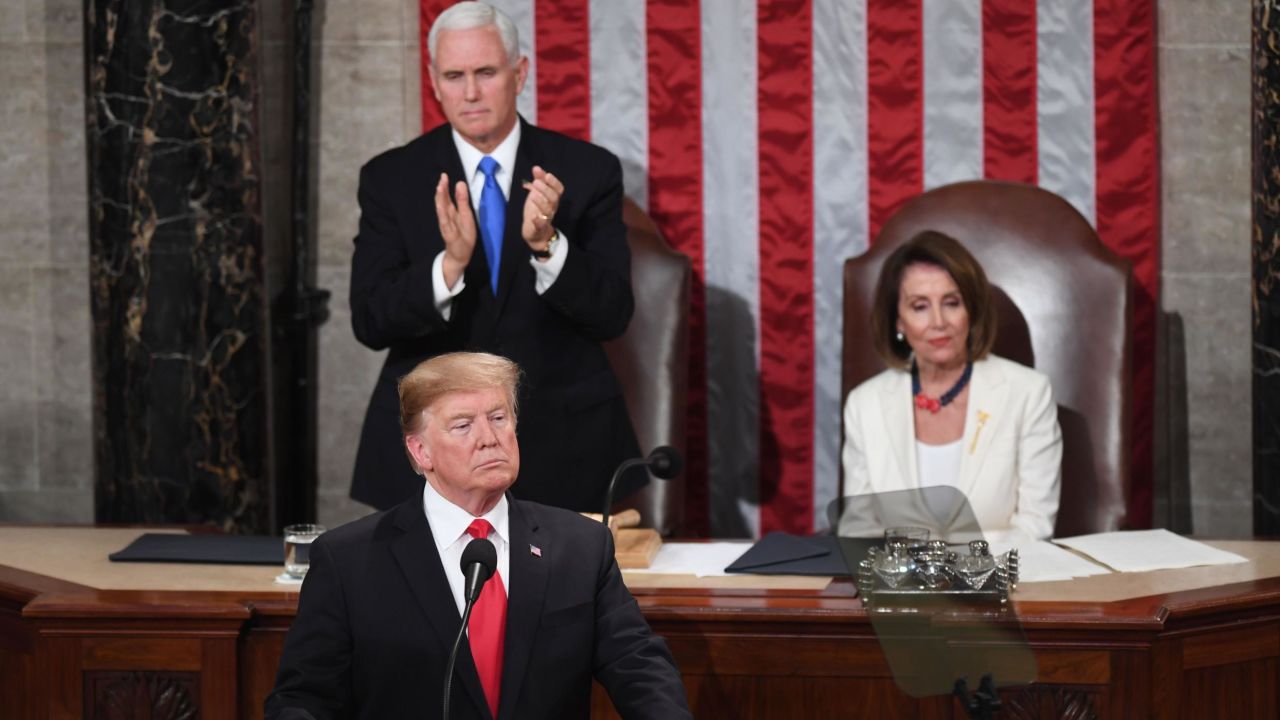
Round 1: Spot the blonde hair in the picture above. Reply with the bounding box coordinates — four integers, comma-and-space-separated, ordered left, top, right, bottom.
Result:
399, 352, 521, 472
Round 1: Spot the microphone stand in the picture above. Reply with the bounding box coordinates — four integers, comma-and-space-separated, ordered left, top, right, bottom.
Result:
443, 542, 493, 720
600, 458, 647, 530
442, 594, 479, 720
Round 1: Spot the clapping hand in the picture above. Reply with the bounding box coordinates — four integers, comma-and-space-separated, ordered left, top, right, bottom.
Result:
435, 172, 476, 287
521, 165, 563, 253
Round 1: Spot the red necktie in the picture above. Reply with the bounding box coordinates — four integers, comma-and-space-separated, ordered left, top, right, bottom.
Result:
466, 519, 507, 718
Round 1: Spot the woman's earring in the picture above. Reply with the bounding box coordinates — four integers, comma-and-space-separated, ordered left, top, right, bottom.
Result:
895, 331, 905, 343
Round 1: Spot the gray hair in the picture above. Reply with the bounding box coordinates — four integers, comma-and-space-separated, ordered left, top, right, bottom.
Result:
427, 2, 521, 68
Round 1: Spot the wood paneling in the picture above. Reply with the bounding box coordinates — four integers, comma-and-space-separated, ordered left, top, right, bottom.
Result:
1182, 622, 1280, 670
83, 637, 202, 670
1181, 658, 1279, 720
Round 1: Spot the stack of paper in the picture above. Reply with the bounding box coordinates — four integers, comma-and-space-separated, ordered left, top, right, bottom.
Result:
624, 541, 753, 577
1054, 529, 1249, 573
987, 539, 1112, 583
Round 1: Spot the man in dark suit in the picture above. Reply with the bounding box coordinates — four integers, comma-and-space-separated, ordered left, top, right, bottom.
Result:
266, 352, 691, 719
349, 1, 640, 513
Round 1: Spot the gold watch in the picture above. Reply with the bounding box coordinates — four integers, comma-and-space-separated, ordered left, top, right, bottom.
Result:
531, 229, 558, 259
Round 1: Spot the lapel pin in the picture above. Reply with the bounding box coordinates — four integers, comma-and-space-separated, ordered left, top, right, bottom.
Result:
969, 411, 991, 454
529, 544, 542, 558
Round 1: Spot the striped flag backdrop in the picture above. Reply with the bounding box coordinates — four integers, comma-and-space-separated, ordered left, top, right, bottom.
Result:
418, 0, 1158, 538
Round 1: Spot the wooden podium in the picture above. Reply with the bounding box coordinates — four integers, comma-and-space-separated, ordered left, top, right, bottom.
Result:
581, 508, 663, 568
4, 527, 1280, 719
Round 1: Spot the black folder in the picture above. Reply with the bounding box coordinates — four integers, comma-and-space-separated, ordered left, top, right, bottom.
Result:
724, 532, 874, 577
109, 533, 283, 565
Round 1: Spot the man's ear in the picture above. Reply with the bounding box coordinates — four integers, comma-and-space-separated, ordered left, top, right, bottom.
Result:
514, 55, 529, 94
405, 433, 433, 474
429, 65, 443, 104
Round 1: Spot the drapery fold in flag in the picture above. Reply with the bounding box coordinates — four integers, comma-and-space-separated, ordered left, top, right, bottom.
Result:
418, 0, 1159, 537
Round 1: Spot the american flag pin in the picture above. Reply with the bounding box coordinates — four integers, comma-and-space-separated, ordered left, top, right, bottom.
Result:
529, 544, 542, 558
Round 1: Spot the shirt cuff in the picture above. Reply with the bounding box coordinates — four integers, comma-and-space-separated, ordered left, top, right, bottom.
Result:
432, 251, 465, 320
528, 231, 570, 295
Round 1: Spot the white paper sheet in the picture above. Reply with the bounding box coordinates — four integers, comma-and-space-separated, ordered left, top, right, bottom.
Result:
988, 539, 1112, 583
1053, 529, 1249, 573
624, 541, 755, 577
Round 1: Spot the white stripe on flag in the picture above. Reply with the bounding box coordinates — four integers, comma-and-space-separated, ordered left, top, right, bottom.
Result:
812, 0, 868, 531
701, 0, 760, 538
1037, 0, 1096, 224
922, 0, 984, 188
590, 0, 649, 208
492, 0, 537, 124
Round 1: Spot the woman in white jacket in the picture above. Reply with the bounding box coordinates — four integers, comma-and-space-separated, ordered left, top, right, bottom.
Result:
841, 231, 1062, 542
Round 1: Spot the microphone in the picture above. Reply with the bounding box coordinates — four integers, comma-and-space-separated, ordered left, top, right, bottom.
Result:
461, 538, 497, 603
443, 538, 497, 720
601, 446, 684, 528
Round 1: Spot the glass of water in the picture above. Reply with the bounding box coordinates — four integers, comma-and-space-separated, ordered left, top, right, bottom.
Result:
283, 524, 326, 579
883, 526, 929, 549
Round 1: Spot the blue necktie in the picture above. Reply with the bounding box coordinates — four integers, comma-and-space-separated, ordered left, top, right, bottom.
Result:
477, 156, 505, 295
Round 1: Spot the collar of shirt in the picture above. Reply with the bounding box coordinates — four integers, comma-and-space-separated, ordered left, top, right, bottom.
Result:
451, 121, 521, 211
422, 479, 510, 555
421, 480, 511, 613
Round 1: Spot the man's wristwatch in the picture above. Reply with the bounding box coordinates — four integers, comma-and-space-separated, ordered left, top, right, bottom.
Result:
531, 229, 558, 260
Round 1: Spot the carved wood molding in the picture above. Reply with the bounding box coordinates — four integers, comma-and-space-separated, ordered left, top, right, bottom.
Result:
85, 671, 198, 720
1003, 684, 1099, 720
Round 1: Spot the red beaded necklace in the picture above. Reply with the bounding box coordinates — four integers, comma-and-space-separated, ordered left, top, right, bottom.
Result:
911, 360, 973, 414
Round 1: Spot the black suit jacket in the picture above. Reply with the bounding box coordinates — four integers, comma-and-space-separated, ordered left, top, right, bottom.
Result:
349, 119, 641, 512
265, 497, 691, 720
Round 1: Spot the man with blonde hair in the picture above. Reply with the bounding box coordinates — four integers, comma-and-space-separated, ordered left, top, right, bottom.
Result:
348, 0, 641, 515
268, 353, 690, 719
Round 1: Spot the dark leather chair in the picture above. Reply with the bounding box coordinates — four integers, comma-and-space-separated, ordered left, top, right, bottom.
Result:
841, 180, 1131, 537
603, 199, 691, 536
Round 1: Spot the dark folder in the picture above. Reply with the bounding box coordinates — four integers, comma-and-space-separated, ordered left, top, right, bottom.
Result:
109, 533, 283, 565
725, 532, 874, 577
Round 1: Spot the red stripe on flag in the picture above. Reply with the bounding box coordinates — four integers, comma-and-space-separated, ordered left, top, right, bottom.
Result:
419, 0, 453, 131
867, 0, 925, 241
1094, 0, 1159, 528
757, 0, 815, 535
647, 0, 708, 535
982, 0, 1037, 183
534, 0, 591, 140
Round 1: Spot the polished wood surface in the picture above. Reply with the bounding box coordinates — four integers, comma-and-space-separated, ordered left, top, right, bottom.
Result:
4, 528, 1280, 718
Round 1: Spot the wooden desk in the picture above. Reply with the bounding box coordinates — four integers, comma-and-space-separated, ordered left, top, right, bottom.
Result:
3, 528, 1278, 719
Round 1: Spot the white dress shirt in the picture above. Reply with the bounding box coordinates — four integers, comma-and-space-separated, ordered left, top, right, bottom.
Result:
421, 481, 511, 616
432, 122, 570, 318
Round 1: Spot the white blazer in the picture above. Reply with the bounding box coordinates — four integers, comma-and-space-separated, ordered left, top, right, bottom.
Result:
841, 355, 1062, 541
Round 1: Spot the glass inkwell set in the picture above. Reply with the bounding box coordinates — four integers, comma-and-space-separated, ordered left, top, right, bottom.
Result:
830, 490, 1037, 704
857, 527, 1019, 609
830, 488, 1021, 610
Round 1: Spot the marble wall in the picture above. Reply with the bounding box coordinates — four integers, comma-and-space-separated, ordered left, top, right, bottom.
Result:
86, 0, 272, 532
0, 0, 1258, 537
1253, 0, 1280, 534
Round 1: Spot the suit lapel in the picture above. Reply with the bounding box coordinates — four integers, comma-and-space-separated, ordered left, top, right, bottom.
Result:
388, 501, 492, 719
493, 121, 537, 317
497, 498, 550, 720
956, 359, 1008, 505
879, 370, 917, 488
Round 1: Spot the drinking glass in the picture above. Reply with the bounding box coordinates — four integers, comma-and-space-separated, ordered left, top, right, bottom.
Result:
883, 526, 929, 548
283, 524, 326, 579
